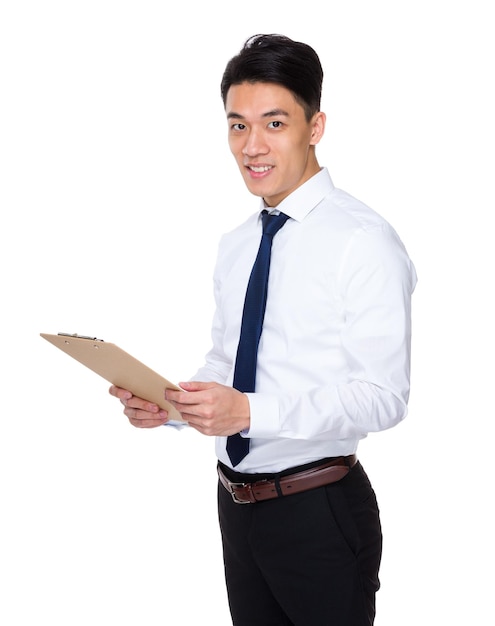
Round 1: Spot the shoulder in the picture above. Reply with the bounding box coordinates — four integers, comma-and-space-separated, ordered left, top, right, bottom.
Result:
302, 187, 409, 261
309, 187, 416, 289
320, 186, 393, 232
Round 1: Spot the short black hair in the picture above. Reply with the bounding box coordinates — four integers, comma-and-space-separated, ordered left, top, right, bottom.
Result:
221, 34, 323, 121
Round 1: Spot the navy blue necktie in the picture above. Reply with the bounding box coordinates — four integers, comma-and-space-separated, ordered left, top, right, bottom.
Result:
227, 210, 290, 466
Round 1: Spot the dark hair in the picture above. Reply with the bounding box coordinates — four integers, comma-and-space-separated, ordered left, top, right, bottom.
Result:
220, 34, 323, 121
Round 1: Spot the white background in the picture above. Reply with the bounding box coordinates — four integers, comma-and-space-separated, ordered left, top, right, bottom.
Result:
1, 1, 493, 624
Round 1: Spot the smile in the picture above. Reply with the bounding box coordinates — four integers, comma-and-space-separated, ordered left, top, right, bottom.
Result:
247, 165, 273, 173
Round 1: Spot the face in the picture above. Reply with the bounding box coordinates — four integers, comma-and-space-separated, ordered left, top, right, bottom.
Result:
225, 82, 325, 207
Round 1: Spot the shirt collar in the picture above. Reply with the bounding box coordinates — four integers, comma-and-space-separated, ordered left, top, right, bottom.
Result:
257, 167, 335, 223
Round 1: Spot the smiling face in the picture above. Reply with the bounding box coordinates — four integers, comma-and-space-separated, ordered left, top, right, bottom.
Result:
226, 82, 326, 207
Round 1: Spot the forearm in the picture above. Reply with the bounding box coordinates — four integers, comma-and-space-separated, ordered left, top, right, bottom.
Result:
246, 379, 408, 441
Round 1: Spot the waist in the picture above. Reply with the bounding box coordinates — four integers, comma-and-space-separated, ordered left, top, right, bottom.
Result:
218, 454, 357, 504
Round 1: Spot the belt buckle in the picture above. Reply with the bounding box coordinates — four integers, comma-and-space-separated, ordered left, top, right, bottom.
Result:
228, 481, 252, 504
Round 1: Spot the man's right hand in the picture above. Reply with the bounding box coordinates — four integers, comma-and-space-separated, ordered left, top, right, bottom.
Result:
109, 385, 169, 428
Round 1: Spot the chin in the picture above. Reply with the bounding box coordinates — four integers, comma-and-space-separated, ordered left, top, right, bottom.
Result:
244, 181, 275, 199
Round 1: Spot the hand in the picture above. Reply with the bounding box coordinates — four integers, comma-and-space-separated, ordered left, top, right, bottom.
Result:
109, 385, 169, 428
165, 381, 250, 436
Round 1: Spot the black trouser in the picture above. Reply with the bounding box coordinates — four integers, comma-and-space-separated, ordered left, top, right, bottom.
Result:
218, 461, 382, 626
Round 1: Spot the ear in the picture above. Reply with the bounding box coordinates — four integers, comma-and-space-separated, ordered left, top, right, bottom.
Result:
309, 111, 326, 146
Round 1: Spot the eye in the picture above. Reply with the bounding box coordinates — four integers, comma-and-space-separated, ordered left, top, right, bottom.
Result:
268, 121, 283, 129
231, 123, 246, 131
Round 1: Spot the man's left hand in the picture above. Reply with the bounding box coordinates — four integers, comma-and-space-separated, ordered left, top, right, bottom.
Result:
165, 382, 250, 436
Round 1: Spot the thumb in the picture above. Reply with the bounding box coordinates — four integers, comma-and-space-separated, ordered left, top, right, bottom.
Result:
178, 381, 219, 392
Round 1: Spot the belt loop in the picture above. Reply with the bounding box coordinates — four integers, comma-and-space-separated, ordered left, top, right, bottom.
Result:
274, 477, 284, 498
344, 454, 357, 468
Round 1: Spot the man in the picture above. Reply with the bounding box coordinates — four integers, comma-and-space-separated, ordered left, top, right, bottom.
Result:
110, 34, 417, 625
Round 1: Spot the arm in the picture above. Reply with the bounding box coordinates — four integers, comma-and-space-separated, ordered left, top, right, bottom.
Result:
162, 255, 252, 436
166, 225, 416, 441
246, 224, 417, 441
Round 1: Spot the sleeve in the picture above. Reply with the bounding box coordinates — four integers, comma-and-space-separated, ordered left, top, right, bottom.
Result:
246, 224, 417, 441
164, 254, 232, 430
189, 254, 233, 385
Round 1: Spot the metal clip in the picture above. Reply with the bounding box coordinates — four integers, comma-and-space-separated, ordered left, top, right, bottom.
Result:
228, 482, 252, 504
58, 333, 104, 342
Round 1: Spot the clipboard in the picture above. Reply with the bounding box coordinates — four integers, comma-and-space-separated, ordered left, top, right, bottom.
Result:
40, 333, 186, 423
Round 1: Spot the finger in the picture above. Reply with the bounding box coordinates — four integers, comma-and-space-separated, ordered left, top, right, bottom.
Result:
125, 407, 169, 426
166, 388, 212, 406
128, 416, 168, 428
178, 381, 217, 392
124, 396, 162, 413
109, 385, 132, 401
181, 415, 214, 435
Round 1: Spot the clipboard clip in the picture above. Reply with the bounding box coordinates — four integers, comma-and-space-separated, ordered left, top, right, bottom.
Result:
58, 333, 104, 342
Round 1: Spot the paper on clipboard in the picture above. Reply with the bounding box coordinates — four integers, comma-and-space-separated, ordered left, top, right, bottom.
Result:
40, 333, 186, 423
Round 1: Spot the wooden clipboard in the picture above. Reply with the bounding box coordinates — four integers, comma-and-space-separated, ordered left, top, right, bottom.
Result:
40, 333, 186, 423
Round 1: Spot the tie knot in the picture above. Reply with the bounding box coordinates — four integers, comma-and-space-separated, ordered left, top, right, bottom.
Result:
262, 211, 290, 237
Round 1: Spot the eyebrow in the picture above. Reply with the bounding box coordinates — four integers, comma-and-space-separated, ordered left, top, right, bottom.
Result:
227, 108, 290, 120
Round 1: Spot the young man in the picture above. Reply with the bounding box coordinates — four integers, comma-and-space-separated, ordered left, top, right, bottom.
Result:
110, 34, 417, 625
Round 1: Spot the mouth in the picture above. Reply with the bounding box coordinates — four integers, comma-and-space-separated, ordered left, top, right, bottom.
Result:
245, 164, 273, 177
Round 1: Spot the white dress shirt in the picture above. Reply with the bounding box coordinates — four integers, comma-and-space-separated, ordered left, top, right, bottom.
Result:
193, 168, 417, 473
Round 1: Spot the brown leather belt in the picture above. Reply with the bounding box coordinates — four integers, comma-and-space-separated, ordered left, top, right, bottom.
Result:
218, 454, 357, 504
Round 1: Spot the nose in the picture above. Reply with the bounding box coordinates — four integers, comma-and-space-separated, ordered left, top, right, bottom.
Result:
242, 128, 269, 158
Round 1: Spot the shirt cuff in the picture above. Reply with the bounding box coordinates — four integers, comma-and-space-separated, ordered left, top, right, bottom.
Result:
244, 393, 280, 438
162, 420, 189, 430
